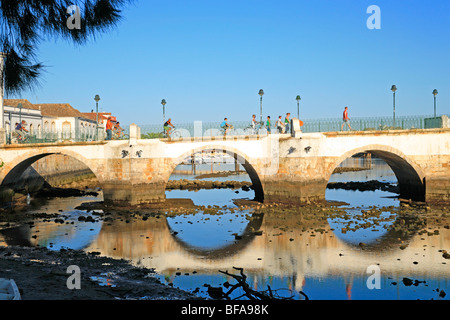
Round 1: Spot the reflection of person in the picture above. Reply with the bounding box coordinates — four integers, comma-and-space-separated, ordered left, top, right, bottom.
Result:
341, 106, 353, 131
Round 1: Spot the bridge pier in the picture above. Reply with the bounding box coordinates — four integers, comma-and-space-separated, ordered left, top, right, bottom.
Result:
262, 179, 327, 204
425, 178, 450, 203
99, 156, 172, 206
257, 153, 332, 204
102, 182, 166, 206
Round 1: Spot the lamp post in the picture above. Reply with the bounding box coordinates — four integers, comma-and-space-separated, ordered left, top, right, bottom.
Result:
391, 85, 397, 127
258, 89, 264, 124
296, 95, 301, 119
432, 89, 438, 118
161, 99, 167, 124
94, 94, 100, 140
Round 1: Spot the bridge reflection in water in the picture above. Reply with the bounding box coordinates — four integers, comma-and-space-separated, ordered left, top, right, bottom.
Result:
0, 158, 449, 300
80, 200, 449, 299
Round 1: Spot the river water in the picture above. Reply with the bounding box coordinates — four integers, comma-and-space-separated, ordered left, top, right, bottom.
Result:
0, 158, 448, 300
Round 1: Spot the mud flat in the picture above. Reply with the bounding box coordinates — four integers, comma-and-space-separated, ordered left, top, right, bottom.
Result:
327, 180, 399, 193
0, 246, 201, 300
166, 179, 253, 191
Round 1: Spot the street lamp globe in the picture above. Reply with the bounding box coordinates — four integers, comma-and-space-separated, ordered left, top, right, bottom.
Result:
433, 89, 438, 118
161, 99, 167, 124
258, 90, 264, 124
391, 85, 397, 127
94, 95, 101, 141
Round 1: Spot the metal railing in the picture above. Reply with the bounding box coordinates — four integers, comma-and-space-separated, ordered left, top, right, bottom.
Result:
301, 115, 431, 133
5, 114, 447, 144
137, 114, 448, 139
6, 129, 106, 145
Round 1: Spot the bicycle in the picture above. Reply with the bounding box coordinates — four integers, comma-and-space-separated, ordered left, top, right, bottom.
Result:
244, 121, 264, 135
11, 131, 30, 144
112, 129, 129, 140
162, 127, 182, 140
220, 125, 234, 136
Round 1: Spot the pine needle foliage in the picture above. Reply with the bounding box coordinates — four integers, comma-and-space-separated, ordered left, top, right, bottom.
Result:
0, 0, 133, 95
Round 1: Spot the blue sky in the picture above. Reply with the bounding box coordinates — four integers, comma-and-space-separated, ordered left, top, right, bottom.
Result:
8, 0, 450, 126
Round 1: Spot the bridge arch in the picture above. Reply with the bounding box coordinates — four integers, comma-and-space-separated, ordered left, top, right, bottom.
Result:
164, 144, 264, 202
0, 148, 102, 191
326, 144, 426, 201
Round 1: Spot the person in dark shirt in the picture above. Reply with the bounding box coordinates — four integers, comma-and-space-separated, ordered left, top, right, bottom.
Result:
164, 118, 175, 136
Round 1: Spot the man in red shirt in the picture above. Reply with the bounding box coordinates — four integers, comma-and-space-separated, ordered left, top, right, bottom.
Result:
341, 106, 353, 131
106, 116, 113, 140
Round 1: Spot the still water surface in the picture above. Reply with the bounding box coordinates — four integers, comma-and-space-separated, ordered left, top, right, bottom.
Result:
1, 159, 448, 300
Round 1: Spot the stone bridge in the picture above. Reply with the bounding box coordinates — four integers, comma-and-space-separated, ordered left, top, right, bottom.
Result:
0, 124, 449, 205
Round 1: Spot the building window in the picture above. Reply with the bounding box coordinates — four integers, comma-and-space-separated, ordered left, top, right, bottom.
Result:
62, 121, 71, 139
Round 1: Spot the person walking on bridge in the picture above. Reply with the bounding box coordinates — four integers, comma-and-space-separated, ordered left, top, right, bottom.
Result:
266, 116, 272, 134
106, 116, 113, 140
341, 106, 353, 131
251, 114, 257, 129
284, 113, 291, 133
276, 116, 285, 133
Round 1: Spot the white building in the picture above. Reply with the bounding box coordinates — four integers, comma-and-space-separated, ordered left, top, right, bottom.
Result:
3, 99, 99, 143
37, 103, 98, 141
3, 99, 44, 142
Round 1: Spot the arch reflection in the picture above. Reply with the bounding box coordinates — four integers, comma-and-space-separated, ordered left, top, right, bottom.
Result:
166, 211, 264, 260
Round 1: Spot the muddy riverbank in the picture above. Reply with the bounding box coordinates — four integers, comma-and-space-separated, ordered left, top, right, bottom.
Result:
0, 177, 204, 300
0, 246, 202, 300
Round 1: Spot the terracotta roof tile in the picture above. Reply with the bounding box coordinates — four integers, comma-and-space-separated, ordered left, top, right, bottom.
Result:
36, 103, 84, 118
4, 99, 40, 110
80, 112, 112, 121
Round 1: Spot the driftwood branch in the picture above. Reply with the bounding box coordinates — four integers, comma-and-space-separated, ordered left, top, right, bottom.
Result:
217, 267, 308, 300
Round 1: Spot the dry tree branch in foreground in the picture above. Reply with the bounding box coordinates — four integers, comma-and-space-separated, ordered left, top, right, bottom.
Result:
216, 267, 309, 300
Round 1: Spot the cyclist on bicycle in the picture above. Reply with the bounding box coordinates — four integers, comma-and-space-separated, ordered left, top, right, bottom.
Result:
251, 114, 257, 129
113, 121, 124, 139
221, 118, 232, 136
164, 118, 175, 136
15, 120, 29, 142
